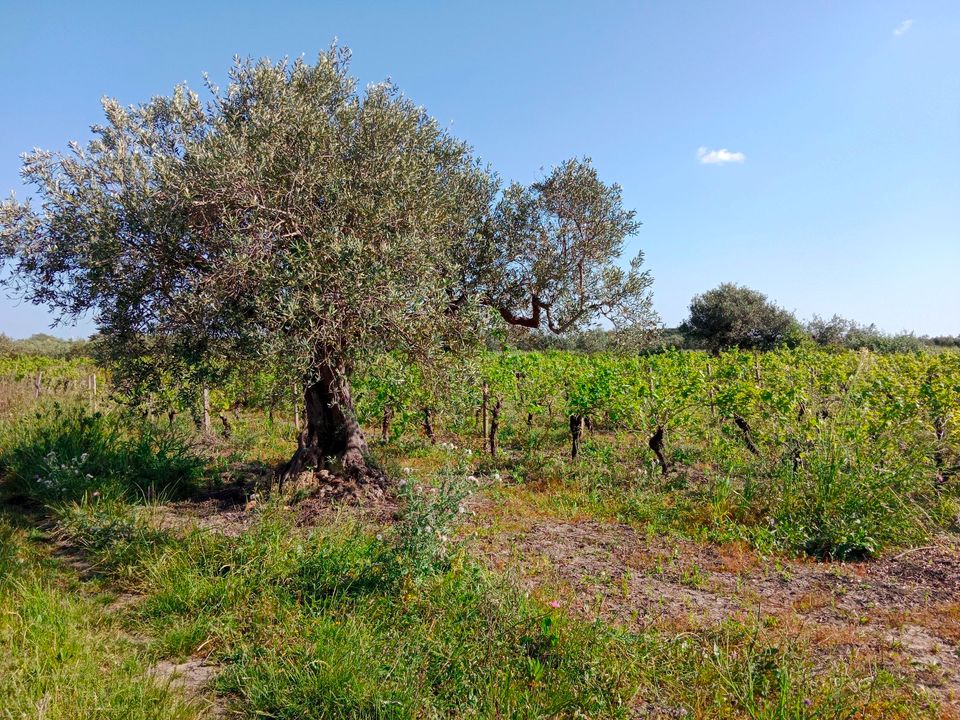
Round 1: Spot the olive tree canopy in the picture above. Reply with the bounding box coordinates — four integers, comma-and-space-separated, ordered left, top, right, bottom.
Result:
1, 48, 655, 480
681, 283, 798, 353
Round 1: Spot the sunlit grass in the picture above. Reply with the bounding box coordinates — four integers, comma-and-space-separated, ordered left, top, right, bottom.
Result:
0, 512, 199, 720
47, 497, 937, 719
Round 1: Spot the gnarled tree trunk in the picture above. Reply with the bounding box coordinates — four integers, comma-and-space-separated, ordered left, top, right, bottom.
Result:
280, 363, 378, 485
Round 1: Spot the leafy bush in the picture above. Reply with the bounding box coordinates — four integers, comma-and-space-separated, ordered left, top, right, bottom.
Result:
0, 405, 204, 504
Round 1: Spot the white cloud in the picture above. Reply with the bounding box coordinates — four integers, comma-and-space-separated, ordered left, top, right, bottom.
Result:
893, 19, 913, 36
697, 146, 746, 165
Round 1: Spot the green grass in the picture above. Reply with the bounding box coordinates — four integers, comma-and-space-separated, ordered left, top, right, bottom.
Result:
467, 416, 958, 560
49, 496, 934, 719
0, 512, 198, 720
0, 385, 952, 718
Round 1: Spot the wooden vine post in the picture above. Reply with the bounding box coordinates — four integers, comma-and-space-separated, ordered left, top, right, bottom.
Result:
569, 414, 583, 459
423, 408, 436, 444
706, 361, 716, 419
648, 424, 669, 475
480, 382, 489, 440
381, 405, 393, 442
202, 387, 211, 435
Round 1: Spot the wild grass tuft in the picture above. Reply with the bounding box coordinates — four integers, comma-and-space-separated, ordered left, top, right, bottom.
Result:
0, 404, 205, 505
770, 429, 934, 559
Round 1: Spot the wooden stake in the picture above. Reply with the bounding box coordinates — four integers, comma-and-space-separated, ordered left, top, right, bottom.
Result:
481, 382, 489, 440
202, 387, 211, 435
489, 398, 502, 457
706, 361, 716, 418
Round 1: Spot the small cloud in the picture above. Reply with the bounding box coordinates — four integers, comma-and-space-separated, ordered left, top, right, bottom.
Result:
893, 19, 913, 36
697, 146, 746, 165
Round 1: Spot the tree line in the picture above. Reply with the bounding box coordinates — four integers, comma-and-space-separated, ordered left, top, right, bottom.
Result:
511, 283, 958, 354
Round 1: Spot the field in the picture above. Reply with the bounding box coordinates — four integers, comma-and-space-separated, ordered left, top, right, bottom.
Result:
1, 347, 958, 719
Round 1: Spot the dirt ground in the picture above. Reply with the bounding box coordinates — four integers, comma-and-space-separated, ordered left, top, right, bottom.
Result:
471, 513, 960, 715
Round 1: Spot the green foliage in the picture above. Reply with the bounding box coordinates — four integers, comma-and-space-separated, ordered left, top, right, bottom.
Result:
682, 283, 801, 352
0, 354, 95, 385
476, 156, 657, 337
807, 314, 926, 353
1, 47, 656, 434
57, 496, 174, 577
0, 405, 204, 504
0, 346, 950, 717
462, 346, 958, 558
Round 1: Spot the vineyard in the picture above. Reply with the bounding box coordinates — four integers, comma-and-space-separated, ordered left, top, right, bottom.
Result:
5, 348, 958, 560
3, 8, 959, 715
1, 347, 960, 718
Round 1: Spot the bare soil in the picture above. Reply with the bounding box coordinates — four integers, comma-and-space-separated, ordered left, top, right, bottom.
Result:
91, 475, 960, 716
157, 468, 400, 537
149, 657, 227, 718
472, 515, 960, 714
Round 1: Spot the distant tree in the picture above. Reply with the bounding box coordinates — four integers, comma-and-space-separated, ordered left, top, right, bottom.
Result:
806, 314, 858, 347
929, 335, 960, 348
469, 158, 655, 335
681, 283, 799, 353
0, 49, 656, 481
0, 333, 91, 358
844, 326, 923, 353
806, 314, 926, 353
655, 327, 687, 350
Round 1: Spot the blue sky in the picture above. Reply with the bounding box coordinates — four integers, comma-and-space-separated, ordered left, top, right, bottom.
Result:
1, 0, 957, 338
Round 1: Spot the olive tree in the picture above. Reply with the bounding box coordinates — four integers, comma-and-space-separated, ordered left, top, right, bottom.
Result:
681, 283, 799, 353
1, 48, 655, 481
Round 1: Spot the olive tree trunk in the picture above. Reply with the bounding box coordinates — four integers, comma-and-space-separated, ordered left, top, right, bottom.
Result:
280, 362, 377, 484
